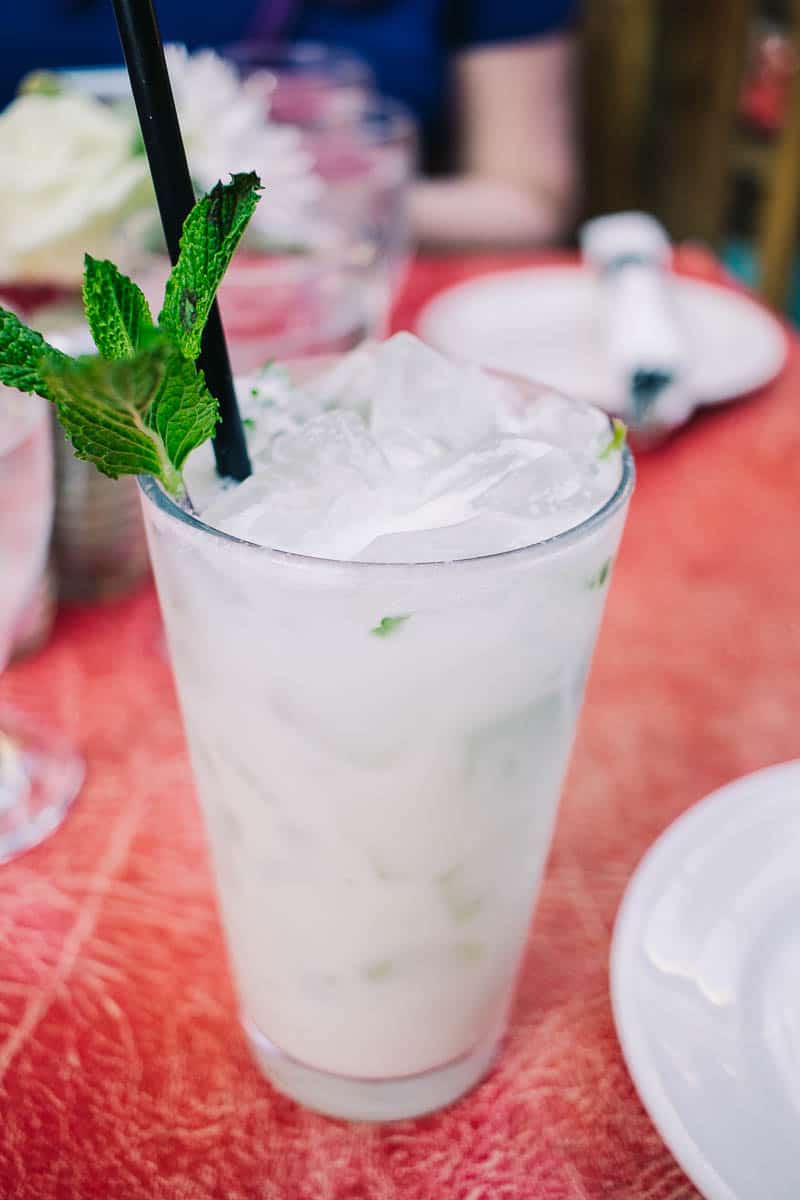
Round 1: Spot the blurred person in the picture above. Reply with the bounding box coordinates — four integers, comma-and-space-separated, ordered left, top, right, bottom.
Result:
2, 0, 578, 249
275, 0, 580, 248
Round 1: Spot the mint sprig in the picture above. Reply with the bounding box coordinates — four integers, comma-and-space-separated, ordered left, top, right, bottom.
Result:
0, 173, 262, 496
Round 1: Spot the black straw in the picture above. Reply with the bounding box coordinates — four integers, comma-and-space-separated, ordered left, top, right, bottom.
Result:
111, 0, 252, 482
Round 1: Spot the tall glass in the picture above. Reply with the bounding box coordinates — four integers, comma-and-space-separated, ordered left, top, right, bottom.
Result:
223, 42, 416, 340
140, 378, 633, 1120
0, 388, 83, 862
305, 95, 416, 337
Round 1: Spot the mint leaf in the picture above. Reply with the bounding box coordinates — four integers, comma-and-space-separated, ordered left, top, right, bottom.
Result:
371, 614, 411, 637
160, 172, 262, 360
40, 344, 180, 491
83, 256, 154, 360
40, 337, 219, 492
599, 417, 627, 460
146, 353, 219, 473
0, 307, 67, 401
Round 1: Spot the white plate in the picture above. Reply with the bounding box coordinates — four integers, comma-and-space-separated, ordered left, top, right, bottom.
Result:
611, 760, 800, 1200
416, 266, 788, 413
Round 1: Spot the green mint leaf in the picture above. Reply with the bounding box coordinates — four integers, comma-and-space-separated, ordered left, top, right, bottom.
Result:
242, 416, 256, 430
371, 614, 411, 638
599, 417, 627, 460
587, 557, 612, 590
159, 172, 262, 360
39, 344, 180, 491
0, 307, 67, 401
83, 255, 154, 360
146, 351, 219, 473
40, 336, 219, 492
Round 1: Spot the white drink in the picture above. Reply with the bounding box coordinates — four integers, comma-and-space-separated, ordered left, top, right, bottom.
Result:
141, 335, 632, 1119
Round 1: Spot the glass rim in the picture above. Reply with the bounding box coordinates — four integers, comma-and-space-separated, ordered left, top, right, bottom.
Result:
138, 442, 634, 575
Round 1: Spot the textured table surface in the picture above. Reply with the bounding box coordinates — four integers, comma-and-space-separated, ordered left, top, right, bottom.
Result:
1, 253, 798, 1200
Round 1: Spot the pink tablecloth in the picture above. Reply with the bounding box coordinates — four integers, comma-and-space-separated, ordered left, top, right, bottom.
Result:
2, 253, 799, 1199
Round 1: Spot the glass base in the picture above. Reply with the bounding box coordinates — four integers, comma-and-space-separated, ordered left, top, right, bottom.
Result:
243, 1020, 500, 1121
0, 713, 84, 864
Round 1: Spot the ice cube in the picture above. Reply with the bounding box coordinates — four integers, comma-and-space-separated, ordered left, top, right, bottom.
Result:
371, 435, 562, 535
268, 409, 389, 487
244, 362, 324, 443
191, 336, 623, 562
473, 442, 583, 517
509, 388, 610, 452
201, 410, 395, 558
301, 341, 380, 420
420, 436, 550, 501
368, 332, 499, 455
183, 366, 310, 510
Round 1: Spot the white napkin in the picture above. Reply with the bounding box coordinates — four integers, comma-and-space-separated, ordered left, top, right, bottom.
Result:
580, 212, 693, 432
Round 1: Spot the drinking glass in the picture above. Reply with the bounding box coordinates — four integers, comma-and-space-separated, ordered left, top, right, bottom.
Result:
0, 388, 83, 862
305, 95, 417, 337
206, 91, 416, 368
140, 371, 633, 1121
223, 44, 416, 340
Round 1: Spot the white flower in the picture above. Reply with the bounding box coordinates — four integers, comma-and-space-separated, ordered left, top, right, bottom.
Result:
0, 93, 150, 285
164, 45, 326, 248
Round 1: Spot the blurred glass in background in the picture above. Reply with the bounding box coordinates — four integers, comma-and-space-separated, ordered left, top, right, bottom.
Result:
0, 388, 83, 862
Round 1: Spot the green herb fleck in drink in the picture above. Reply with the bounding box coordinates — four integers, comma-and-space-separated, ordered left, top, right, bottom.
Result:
599, 417, 627, 460
371, 615, 411, 638
587, 557, 613, 589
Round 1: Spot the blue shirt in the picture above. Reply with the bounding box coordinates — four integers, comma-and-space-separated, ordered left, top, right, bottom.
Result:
1, 0, 575, 161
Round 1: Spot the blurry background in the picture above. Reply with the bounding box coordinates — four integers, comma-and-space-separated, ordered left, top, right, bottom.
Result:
3, 1, 799, 302
581, 0, 800, 314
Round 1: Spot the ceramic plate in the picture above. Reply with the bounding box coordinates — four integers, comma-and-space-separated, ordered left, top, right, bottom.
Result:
611, 760, 800, 1200
417, 266, 788, 414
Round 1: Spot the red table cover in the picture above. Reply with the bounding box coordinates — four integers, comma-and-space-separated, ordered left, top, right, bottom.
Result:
2, 253, 799, 1200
